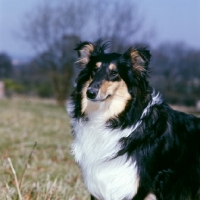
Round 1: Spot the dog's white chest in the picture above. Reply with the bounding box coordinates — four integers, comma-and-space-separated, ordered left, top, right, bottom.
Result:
71, 119, 139, 200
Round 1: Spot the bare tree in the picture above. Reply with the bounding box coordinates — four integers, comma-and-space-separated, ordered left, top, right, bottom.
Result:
90, 0, 144, 52
22, 1, 83, 105
22, 0, 146, 105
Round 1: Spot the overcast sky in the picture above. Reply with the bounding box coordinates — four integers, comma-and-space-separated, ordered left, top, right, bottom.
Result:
0, 0, 200, 60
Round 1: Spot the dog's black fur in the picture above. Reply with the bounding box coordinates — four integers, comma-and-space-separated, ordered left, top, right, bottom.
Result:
69, 39, 200, 200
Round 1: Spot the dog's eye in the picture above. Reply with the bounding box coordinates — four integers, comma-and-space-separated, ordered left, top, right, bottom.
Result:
110, 70, 118, 76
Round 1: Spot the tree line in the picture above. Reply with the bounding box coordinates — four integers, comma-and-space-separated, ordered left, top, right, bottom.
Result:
1, 41, 200, 106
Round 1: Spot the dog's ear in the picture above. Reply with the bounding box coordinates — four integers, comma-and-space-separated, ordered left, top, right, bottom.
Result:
74, 42, 95, 66
123, 48, 151, 73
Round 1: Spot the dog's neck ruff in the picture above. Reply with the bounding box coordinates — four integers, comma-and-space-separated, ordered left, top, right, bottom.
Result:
69, 91, 162, 200
131, 91, 162, 132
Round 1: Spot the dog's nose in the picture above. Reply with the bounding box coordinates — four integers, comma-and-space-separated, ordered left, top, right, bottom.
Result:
87, 87, 98, 100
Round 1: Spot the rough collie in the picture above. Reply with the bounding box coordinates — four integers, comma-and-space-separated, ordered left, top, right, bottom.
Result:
68, 39, 200, 200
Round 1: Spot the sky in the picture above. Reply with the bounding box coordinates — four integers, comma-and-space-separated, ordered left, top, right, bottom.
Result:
0, 0, 200, 60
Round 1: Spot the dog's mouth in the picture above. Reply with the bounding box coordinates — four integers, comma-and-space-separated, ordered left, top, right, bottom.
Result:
87, 94, 111, 102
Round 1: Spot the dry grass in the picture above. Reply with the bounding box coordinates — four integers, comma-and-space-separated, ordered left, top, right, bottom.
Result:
0, 97, 199, 200
0, 97, 89, 200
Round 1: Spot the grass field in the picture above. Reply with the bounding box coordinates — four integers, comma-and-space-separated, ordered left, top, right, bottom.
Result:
0, 97, 199, 200
0, 97, 89, 200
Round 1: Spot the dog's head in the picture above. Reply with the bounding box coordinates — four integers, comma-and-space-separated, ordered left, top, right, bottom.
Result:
73, 39, 151, 117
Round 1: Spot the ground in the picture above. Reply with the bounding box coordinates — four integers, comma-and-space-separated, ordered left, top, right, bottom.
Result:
0, 97, 89, 200
0, 97, 199, 200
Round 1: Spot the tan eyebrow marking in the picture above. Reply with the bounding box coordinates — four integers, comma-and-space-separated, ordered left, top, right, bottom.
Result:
96, 62, 102, 68
109, 63, 117, 70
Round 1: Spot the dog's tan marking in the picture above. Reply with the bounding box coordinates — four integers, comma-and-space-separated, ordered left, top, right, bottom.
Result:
96, 62, 102, 68
100, 80, 118, 95
76, 44, 94, 65
76, 57, 88, 65
144, 193, 157, 200
100, 79, 131, 120
81, 80, 91, 113
82, 44, 94, 54
81, 80, 101, 114
109, 63, 117, 71
130, 49, 146, 72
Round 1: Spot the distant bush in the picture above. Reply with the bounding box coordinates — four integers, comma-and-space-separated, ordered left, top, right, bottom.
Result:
35, 83, 54, 98
4, 79, 25, 96
162, 87, 199, 106
3, 79, 54, 98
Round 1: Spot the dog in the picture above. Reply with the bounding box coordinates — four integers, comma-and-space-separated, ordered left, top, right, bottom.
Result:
68, 39, 200, 200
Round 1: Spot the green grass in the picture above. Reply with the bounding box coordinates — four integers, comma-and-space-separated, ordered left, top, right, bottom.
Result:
0, 97, 89, 200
